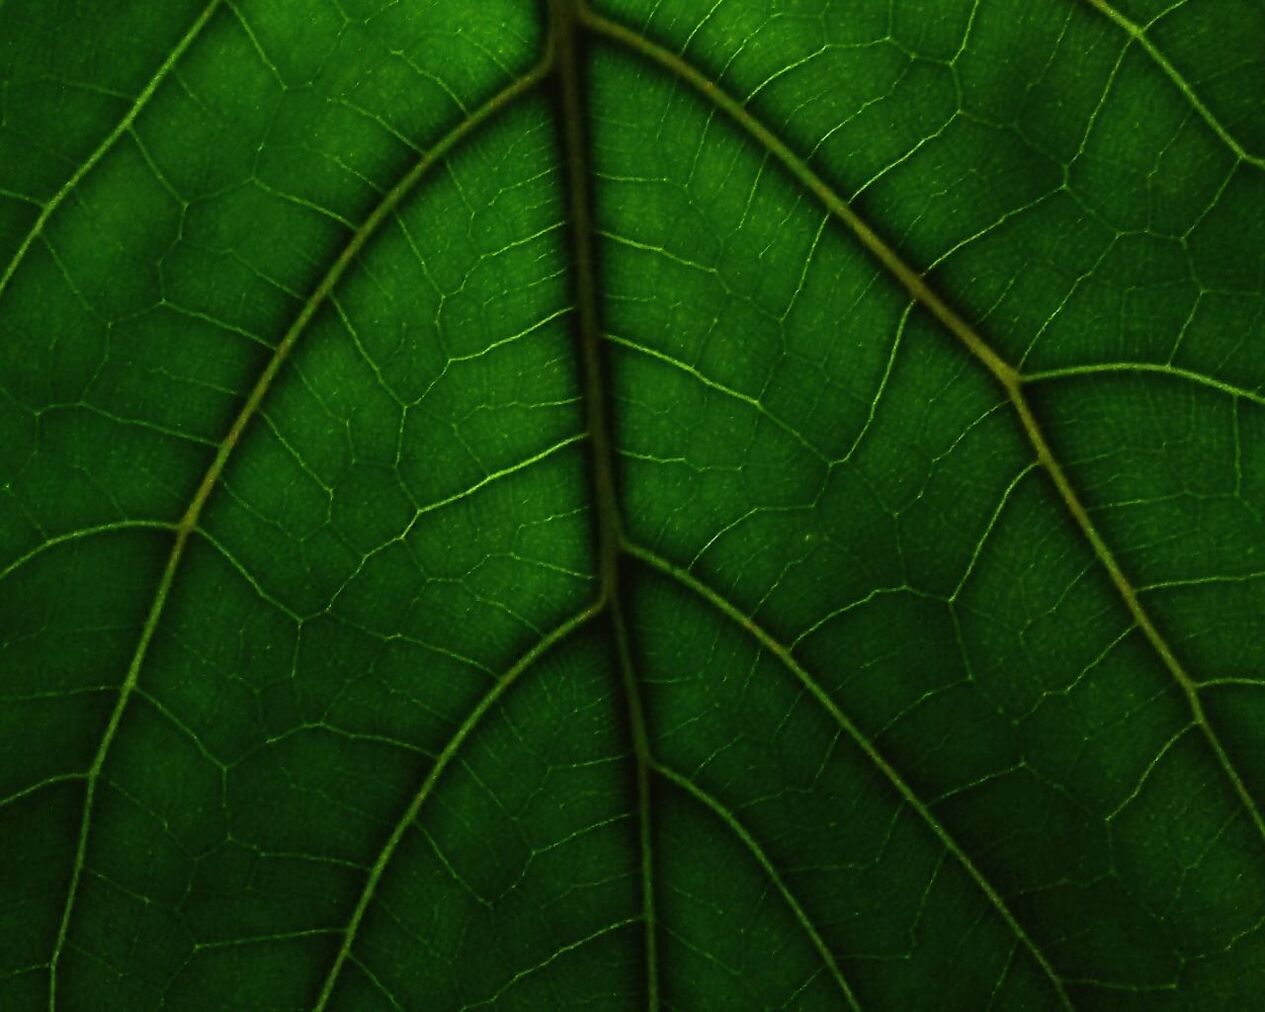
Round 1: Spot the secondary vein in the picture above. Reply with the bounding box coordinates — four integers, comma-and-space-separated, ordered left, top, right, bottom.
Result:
0, 0, 224, 307
1078, 0, 1265, 171
44, 63, 548, 1010
581, 3, 1265, 856
652, 760, 863, 1010
625, 540, 1072, 1010
311, 603, 603, 1011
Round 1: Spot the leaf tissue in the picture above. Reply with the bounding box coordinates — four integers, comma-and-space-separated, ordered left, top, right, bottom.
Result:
2, 0, 1265, 1008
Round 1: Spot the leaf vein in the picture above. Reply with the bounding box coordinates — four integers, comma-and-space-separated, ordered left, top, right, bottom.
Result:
311, 602, 602, 1010
0, 0, 224, 306
44, 64, 549, 1010
622, 538, 1073, 1010
652, 759, 863, 1010
585, 0, 1265, 865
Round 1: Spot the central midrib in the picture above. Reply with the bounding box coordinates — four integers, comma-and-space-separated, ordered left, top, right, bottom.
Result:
548, 1, 661, 1007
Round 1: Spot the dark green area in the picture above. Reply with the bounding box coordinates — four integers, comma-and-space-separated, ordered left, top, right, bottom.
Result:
2, 0, 1265, 1008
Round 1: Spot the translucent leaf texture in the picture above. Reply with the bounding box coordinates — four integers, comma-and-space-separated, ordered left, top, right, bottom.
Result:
2, 0, 1265, 1007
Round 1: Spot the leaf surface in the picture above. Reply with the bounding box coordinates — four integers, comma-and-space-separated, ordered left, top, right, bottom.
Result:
2, 0, 1265, 1008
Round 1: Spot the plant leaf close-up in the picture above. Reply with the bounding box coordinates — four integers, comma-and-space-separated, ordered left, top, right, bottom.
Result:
3, 0, 1265, 1008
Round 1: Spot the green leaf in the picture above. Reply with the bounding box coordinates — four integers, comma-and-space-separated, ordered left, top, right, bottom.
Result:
3, 0, 1264, 1007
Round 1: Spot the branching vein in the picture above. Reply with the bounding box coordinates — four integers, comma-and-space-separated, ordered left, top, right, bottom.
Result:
624, 539, 1073, 1010
582, 0, 1265, 867
45, 63, 549, 1010
0, 0, 224, 306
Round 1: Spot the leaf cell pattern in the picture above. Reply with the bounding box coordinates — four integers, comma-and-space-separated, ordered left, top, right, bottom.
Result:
1, 0, 1264, 1008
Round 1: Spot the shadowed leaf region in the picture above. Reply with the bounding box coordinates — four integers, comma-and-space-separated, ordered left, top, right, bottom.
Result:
2, 0, 1265, 1009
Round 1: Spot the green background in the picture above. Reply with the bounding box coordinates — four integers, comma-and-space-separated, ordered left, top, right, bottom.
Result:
2, 0, 1264, 1008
